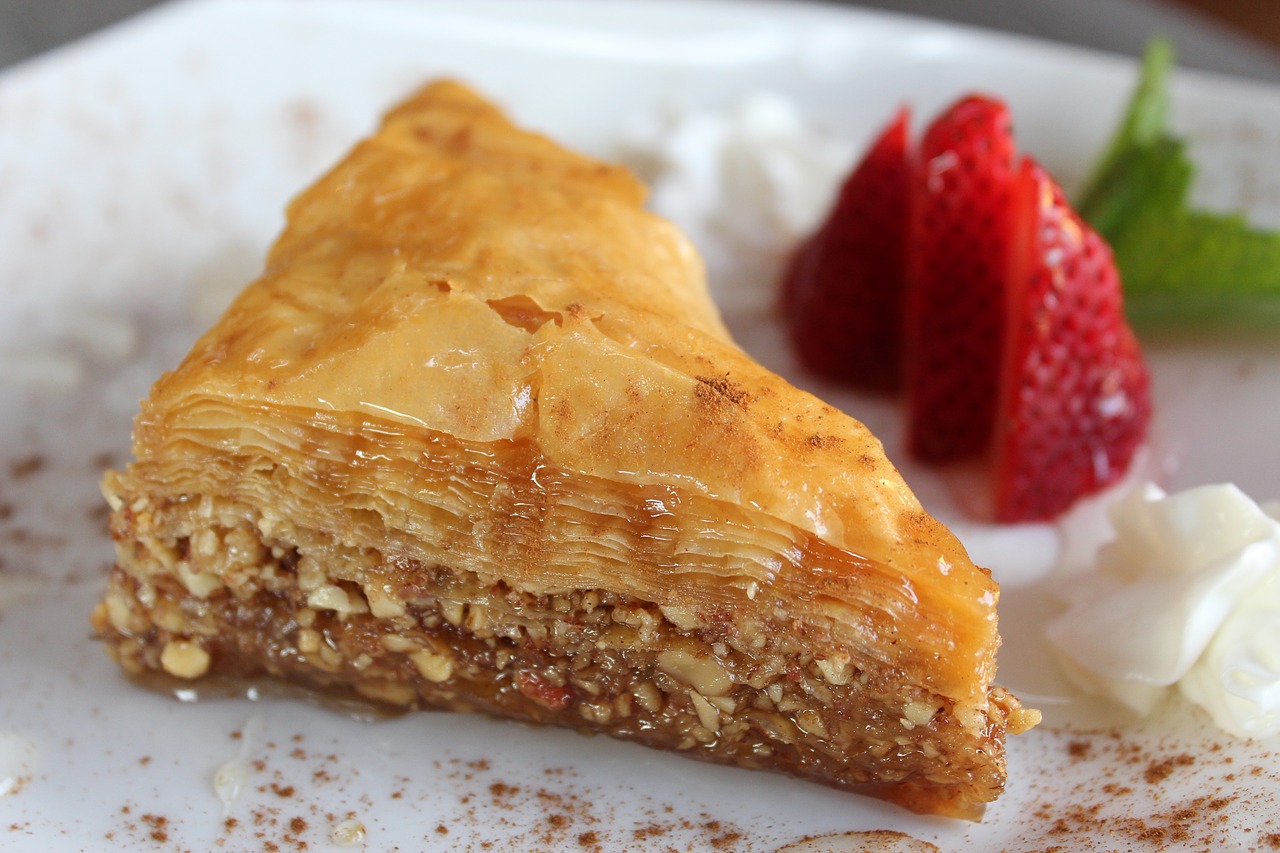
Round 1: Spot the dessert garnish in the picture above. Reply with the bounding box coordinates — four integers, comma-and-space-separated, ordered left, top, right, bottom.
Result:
781, 107, 910, 393
1048, 482, 1280, 739
1078, 39, 1280, 327
783, 95, 1150, 522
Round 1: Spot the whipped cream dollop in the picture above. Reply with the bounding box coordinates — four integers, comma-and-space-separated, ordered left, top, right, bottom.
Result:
1047, 482, 1280, 739
614, 94, 852, 311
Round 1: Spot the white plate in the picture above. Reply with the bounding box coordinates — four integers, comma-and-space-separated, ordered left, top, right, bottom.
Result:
2, 1, 1279, 850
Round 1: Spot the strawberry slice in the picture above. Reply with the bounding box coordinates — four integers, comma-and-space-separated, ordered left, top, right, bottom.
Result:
781, 93, 1152, 522
905, 96, 1017, 462
781, 107, 912, 392
994, 158, 1152, 522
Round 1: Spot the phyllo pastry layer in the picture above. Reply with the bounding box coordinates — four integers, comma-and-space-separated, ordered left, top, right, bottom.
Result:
95, 80, 1036, 818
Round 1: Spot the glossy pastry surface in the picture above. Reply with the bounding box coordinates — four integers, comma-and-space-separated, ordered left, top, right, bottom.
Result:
96, 80, 1035, 819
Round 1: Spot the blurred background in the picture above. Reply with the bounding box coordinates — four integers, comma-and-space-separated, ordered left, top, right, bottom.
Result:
2, 0, 1280, 81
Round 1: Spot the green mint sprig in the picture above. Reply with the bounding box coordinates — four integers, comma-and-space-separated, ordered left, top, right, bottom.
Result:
1077, 38, 1280, 327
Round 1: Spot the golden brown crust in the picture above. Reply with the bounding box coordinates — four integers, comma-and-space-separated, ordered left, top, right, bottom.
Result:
138, 80, 998, 700
98, 80, 1034, 817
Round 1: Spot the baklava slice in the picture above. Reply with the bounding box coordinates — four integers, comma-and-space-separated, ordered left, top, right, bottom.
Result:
94, 81, 1036, 818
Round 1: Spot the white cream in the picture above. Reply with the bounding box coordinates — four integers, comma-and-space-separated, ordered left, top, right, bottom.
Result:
614, 94, 852, 313
616, 93, 851, 247
1046, 482, 1280, 739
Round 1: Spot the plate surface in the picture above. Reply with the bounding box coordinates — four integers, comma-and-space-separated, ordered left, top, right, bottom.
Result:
1, 1, 1278, 850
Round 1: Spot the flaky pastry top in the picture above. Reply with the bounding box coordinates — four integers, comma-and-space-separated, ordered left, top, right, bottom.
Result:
133, 81, 1003, 702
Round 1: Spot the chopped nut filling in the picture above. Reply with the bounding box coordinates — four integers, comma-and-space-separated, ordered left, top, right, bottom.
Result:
93, 491, 1023, 815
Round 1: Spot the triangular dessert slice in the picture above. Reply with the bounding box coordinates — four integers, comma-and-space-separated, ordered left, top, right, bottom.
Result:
94, 81, 1036, 818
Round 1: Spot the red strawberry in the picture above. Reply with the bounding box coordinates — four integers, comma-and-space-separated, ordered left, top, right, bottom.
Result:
994, 158, 1151, 522
905, 96, 1017, 462
781, 107, 912, 392
780, 93, 1152, 522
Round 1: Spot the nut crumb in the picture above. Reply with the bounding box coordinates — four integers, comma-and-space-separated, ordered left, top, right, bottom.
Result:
330, 818, 365, 847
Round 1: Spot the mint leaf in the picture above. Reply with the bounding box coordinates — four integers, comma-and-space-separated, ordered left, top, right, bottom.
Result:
1076, 38, 1280, 327
1113, 210, 1280, 326
1078, 36, 1175, 219
1080, 135, 1192, 240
